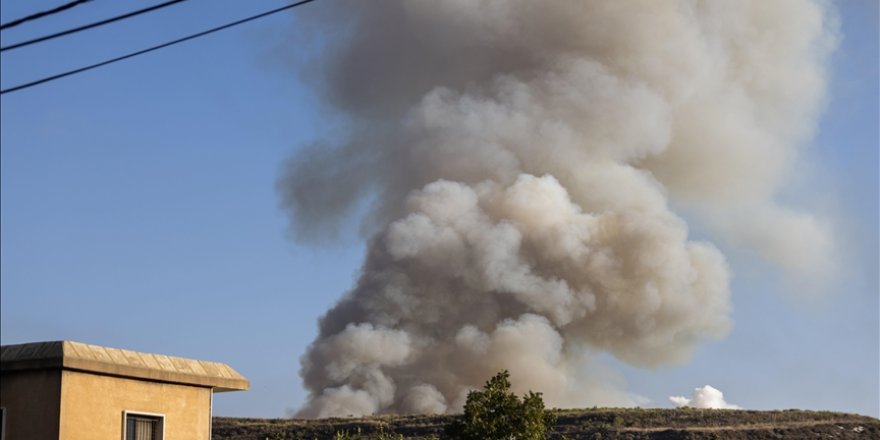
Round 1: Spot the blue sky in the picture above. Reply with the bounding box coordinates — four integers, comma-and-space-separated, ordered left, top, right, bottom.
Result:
1, 0, 877, 418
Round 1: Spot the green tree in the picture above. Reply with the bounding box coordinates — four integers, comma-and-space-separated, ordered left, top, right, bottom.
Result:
445, 370, 557, 440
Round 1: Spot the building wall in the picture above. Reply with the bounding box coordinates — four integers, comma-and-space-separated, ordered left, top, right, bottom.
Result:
59, 370, 212, 440
0, 369, 62, 440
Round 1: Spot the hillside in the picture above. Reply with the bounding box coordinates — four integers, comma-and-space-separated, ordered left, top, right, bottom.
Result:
212, 408, 879, 439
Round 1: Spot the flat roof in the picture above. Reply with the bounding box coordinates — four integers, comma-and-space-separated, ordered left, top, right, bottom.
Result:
0, 340, 248, 392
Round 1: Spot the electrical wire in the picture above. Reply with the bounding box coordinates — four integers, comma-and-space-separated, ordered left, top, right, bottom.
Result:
2, 0, 190, 53
0, 0, 317, 95
1, 0, 92, 31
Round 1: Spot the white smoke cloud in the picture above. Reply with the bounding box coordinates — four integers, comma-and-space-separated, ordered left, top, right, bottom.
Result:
670, 385, 741, 409
280, 0, 837, 417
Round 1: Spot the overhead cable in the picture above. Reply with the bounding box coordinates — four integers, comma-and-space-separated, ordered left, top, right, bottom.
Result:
2, 0, 190, 53
1, 0, 92, 31
0, 0, 317, 95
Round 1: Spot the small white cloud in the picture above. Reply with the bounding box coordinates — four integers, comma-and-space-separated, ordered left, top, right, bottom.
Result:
669, 385, 740, 409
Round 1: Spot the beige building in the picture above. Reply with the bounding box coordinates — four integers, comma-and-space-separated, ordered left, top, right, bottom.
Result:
0, 340, 248, 440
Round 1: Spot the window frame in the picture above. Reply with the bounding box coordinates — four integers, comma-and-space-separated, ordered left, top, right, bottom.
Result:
122, 410, 165, 440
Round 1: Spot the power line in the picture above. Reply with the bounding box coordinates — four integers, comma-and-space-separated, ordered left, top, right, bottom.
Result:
0, 0, 92, 31
0, 0, 317, 95
2, 0, 190, 53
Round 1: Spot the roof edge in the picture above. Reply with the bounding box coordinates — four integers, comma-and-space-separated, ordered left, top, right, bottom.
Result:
1, 340, 248, 391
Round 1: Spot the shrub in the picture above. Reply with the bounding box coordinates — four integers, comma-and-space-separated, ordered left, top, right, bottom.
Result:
445, 370, 556, 440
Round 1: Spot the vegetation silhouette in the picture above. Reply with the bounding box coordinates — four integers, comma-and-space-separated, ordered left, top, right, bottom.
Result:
445, 370, 556, 440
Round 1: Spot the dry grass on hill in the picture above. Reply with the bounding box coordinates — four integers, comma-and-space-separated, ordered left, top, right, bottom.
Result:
213, 408, 879, 440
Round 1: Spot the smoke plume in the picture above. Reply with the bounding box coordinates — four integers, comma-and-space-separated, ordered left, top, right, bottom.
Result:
670, 385, 741, 409
279, 0, 836, 417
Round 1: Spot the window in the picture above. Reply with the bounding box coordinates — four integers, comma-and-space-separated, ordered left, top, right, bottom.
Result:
123, 412, 164, 440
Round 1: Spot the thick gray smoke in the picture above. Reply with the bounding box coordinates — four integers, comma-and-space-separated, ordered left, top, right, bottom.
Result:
279, 0, 837, 417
